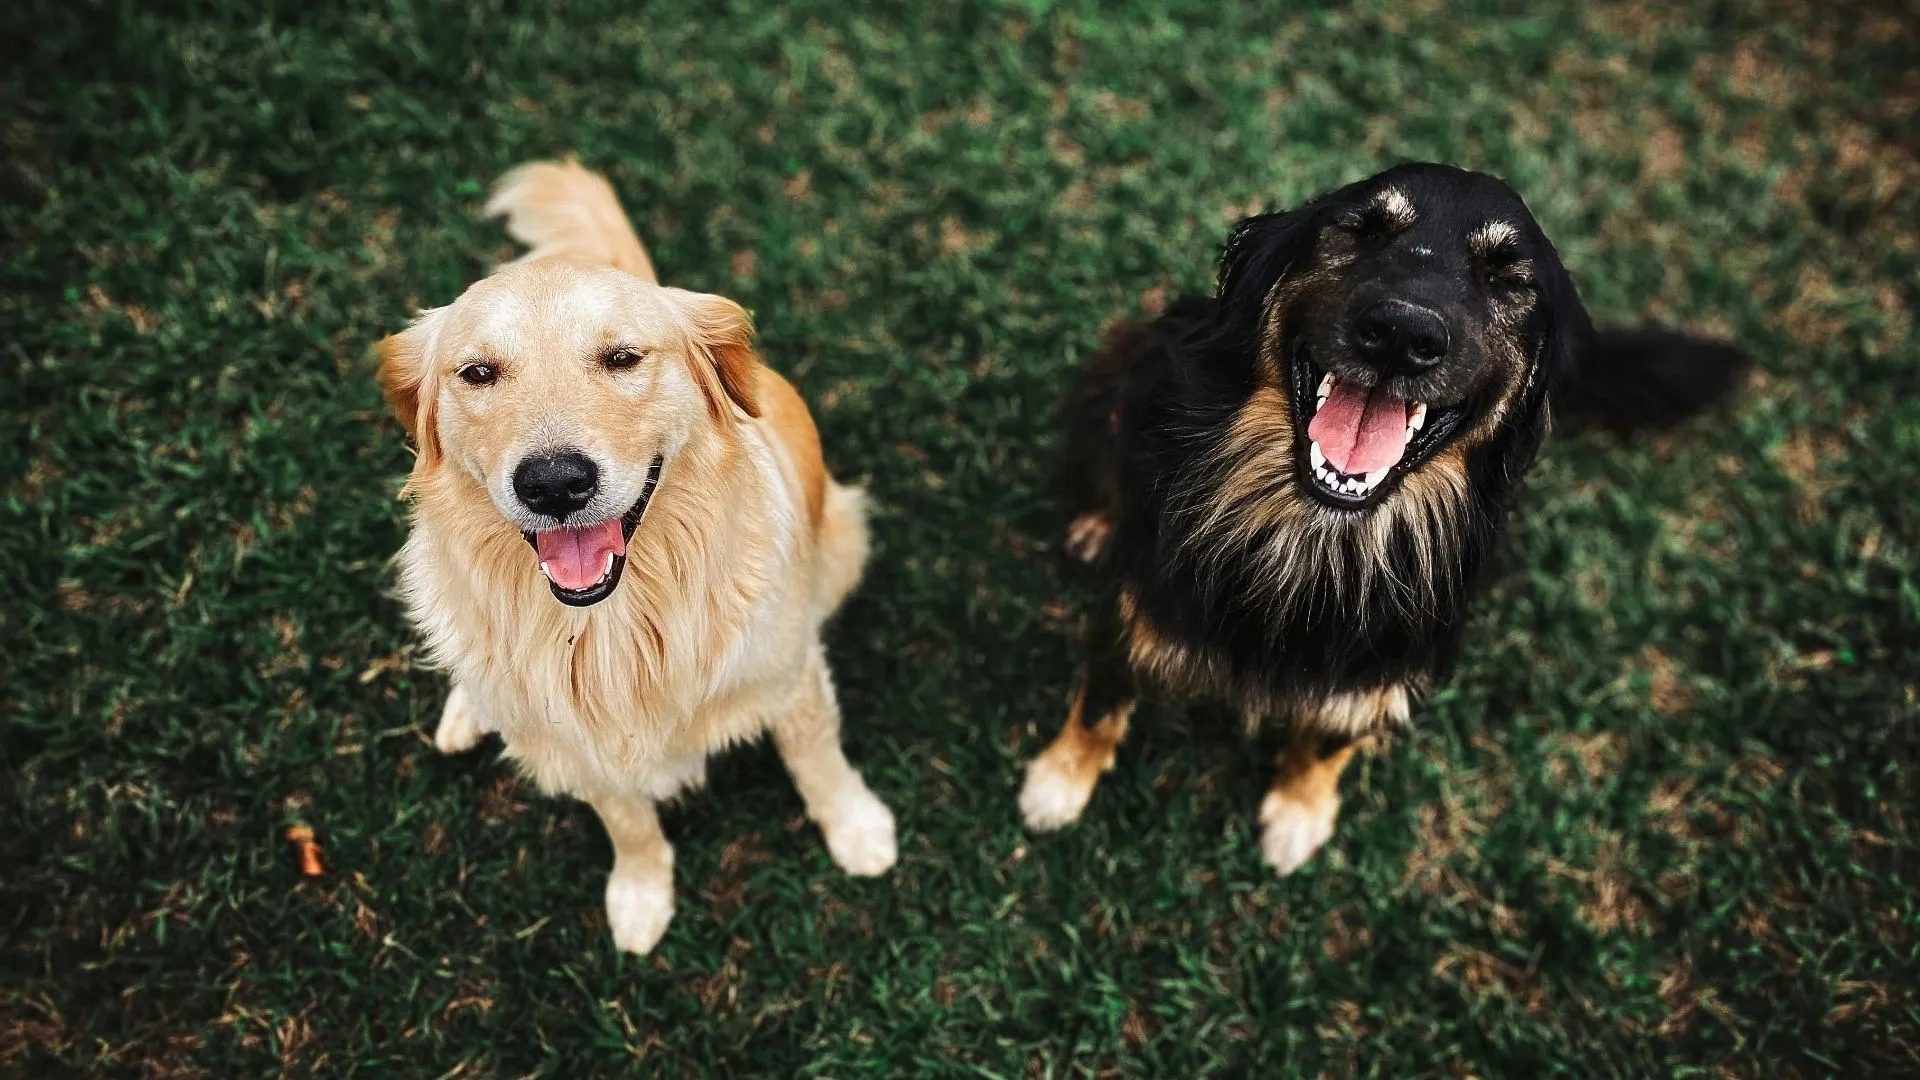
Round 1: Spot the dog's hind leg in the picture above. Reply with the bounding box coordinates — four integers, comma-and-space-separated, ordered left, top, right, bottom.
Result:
432, 683, 490, 755
815, 481, 871, 615
1258, 686, 1405, 875
770, 647, 898, 877
1064, 512, 1115, 563
591, 794, 676, 955
1020, 595, 1137, 831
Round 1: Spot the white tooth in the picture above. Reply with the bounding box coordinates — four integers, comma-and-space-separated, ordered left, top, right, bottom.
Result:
603, 551, 616, 577
1310, 442, 1326, 471
539, 561, 552, 580
1366, 469, 1388, 487
1408, 402, 1428, 431
1318, 373, 1335, 398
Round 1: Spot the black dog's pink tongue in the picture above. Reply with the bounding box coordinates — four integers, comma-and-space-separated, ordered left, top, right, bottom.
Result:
1308, 380, 1410, 475
535, 520, 625, 591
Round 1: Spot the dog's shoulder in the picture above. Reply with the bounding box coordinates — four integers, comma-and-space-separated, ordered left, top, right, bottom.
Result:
750, 365, 826, 529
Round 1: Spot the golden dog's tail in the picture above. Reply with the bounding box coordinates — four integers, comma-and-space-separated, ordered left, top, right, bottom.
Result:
817, 481, 870, 615
484, 159, 658, 283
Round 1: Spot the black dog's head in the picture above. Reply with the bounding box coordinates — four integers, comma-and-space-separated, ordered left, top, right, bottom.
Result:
1215, 163, 1587, 510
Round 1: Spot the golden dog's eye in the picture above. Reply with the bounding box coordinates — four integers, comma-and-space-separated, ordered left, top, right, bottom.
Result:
602, 347, 643, 371
457, 362, 499, 386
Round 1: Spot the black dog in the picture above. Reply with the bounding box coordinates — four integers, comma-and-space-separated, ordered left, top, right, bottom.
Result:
1018, 163, 1747, 873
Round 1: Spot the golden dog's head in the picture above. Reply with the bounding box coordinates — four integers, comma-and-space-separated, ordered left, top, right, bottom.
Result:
379, 258, 760, 607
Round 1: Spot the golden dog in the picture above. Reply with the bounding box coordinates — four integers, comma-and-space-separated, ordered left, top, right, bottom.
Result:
379, 160, 895, 954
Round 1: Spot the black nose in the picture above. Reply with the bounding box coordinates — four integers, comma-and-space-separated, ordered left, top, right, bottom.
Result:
1353, 299, 1450, 373
512, 451, 599, 521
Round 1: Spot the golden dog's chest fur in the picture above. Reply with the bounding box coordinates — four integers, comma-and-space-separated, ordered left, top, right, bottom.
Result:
397, 379, 864, 801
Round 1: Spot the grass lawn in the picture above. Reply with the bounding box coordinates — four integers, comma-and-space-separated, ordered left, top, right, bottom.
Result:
4, 1, 1917, 1075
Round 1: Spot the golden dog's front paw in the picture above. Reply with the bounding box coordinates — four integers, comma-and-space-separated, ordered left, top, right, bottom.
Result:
433, 685, 487, 755
605, 865, 675, 955
819, 784, 897, 877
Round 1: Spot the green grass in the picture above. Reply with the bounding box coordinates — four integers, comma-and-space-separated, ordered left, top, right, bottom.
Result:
4, 1, 1917, 1075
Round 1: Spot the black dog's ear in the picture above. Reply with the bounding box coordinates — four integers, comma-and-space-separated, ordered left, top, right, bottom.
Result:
1469, 223, 1585, 491
1524, 226, 1595, 399
1214, 203, 1337, 315
1195, 195, 1353, 374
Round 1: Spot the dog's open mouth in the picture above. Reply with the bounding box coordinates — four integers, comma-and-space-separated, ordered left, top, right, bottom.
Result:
1290, 350, 1464, 508
521, 455, 664, 607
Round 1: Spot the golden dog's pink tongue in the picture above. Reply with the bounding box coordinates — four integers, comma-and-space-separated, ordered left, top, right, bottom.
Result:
1307, 380, 1411, 475
535, 520, 625, 592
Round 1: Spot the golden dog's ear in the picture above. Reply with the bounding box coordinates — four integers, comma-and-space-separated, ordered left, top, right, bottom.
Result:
377, 308, 445, 471
671, 289, 762, 422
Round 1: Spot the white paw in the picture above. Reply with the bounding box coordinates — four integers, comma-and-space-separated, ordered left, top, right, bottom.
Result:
1020, 750, 1098, 832
433, 685, 487, 755
605, 863, 675, 955
818, 785, 897, 877
1259, 790, 1337, 876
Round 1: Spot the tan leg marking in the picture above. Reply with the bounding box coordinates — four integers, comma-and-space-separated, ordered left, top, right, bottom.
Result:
1257, 684, 1406, 876
1019, 687, 1135, 831
1258, 725, 1357, 876
1065, 512, 1115, 562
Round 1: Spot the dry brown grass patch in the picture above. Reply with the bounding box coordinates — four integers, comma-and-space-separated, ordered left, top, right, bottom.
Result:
475, 775, 526, 823
701, 834, 773, 923
1552, 836, 1653, 937
1643, 647, 1693, 716
1548, 731, 1631, 786
1433, 945, 1547, 1015
1771, 426, 1847, 519
1642, 118, 1687, 183
938, 217, 991, 257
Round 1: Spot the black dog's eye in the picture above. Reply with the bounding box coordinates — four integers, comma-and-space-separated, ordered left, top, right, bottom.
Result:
1484, 262, 1534, 295
602, 347, 644, 371
457, 362, 499, 386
